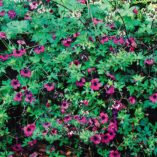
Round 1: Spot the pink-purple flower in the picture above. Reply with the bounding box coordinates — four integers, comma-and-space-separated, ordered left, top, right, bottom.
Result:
106, 85, 115, 95
11, 79, 21, 89
20, 68, 31, 78
0, 10, 5, 16
12, 144, 23, 152
43, 122, 51, 129
23, 123, 36, 137
90, 78, 101, 91
44, 83, 55, 92
29, 2, 38, 10
78, 0, 86, 4
25, 94, 35, 103
8, 10, 16, 19
128, 96, 136, 104
13, 49, 26, 57
133, 8, 138, 14
93, 18, 103, 25
149, 93, 157, 103
34, 46, 45, 54
61, 101, 69, 109
109, 150, 121, 157
62, 38, 72, 47
0, 32, 6, 39
14, 92, 23, 102
144, 59, 154, 65
76, 78, 86, 87
101, 133, 111, 144
0, 54, 9, 61
100, 36, 109, 44
90, 134, 101, 145
99, 112, 108, 124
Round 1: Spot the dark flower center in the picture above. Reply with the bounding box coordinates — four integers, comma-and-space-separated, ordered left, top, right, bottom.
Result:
17, 94, 21, 97
16, 51, 20, 54
103, 135, 108, 140
27, 127, 32, 132
153, 95, 157, 99
93, 82, 97, 86
93, 136, 98, 141
27, 96, 32, 100
47, 83, 52, 86
101, 116, 105, 120
24, 69, 28, 73
13, 81, 18, 85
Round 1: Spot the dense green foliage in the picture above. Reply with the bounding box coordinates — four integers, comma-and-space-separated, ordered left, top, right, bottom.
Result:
0, 0, 157, 156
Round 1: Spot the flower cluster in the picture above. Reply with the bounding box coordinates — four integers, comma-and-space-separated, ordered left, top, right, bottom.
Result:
0, 0, 156, 157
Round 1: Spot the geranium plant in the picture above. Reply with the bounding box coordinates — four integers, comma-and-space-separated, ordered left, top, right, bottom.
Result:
0, 0, 157, 156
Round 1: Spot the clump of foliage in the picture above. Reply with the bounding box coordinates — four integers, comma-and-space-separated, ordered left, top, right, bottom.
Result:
0, 0, 157, 156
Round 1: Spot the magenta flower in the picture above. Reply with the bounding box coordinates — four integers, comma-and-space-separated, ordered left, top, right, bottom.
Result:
73, 32, 80, 38
62, 38, 72, 47
100, 36, 109, 44
61, 101, 69, 109
0, 54, 9, 61
43, 122, 51, 129
0, 1, 3, 6
101, 133, 111, 144
78, 116, 87, 124
20, 68, 31, 78
133, 8, 138, 14
89, 36, 94, 42
24, 14, 32, 20
108, 121, 118, 132
92, 118, 100, 127
46, 102, 51, 108
90, 78, 101, 91
93, 18, 103, 25
83, 100, 89, 106
109, 150, 121, 157
44, 83, 55, 92
76, 78, 86, 87
128, 96, 136, 104
12, 144, 23, 152
106, 73, 116, 80
17, 40, 26, 45
70, 60, 80, 66
42, 130, 48, 136
144, 59, 154, 65
99, 112, 108, 124
64, 115, 72, 123
90, 134, 101, 145
51, 128, 58, 135
0, 32, 6, 39
29, 152, 38, 157
111, 100, 125, 111
25, 94, 35, 103
14, 92, 22, 102
118, 37, 125, 45
13, 49, 26, 57
23, 123, 36, 137
34, 46, 45, 54
149, 93, 157, 103
8, 10, 16, 19
78, 0, 86, 4
87, 68, 96, 74
108, 130, 116, 140
11, 79, 20, 89
106, 86, 115, 95
108, 23, 115, 29
28, 140, 37, 146
0, 10, 5, 16
29, 2, 38, 10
